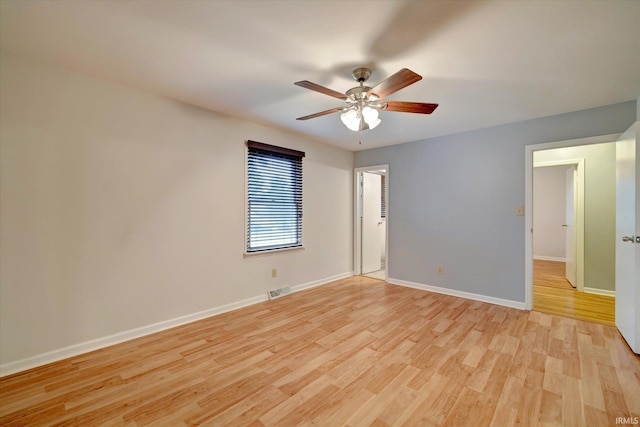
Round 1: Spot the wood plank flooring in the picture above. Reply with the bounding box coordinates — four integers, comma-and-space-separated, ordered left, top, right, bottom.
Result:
534, 285, 616, 326
1, 276, 639, 426
533, 259, 574, 290
533, 259, 616, 326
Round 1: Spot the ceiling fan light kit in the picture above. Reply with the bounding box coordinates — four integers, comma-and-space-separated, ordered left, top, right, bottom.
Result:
340, 106, 381, 131
295, 67, 438, 135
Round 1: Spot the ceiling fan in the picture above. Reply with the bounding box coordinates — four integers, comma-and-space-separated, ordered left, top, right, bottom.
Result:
294, 67, 438, 132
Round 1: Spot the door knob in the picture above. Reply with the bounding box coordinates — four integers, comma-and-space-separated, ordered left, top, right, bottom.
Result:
621, 236, 635, 242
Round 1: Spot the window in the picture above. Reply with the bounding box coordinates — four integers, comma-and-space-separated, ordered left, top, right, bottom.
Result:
246, 140, 304, 253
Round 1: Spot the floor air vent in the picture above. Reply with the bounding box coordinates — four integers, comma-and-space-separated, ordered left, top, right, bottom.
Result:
268, 287, 292, 300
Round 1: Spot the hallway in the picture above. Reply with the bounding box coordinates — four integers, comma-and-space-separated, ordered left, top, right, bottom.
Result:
533, 260, 615, 326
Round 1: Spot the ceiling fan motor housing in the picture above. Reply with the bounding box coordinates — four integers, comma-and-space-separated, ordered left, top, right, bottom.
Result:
346, 86, 372, 100
347, 68, 374, 102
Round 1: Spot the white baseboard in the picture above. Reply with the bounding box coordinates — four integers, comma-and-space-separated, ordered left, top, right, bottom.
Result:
0, 271, 353, 378
387, 277, 526, 310
584, 287, 615, 297
534, 256, 566, 262
291, 272, 353, 293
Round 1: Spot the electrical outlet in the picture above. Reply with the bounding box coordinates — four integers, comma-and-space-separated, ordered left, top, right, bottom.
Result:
437, 265, 444, 275
271, 268, 277, 278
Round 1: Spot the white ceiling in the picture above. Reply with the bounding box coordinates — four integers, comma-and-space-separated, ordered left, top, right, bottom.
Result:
1, 0, 639, 151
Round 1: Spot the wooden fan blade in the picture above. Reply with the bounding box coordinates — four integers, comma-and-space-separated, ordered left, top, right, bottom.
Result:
383, 101, 438, 114
367, 68, 422, 99
296, 107, 344, 120
294, 81, 347, 100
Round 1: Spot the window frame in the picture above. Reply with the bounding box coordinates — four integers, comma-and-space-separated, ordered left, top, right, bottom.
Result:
244, 140, 305, 255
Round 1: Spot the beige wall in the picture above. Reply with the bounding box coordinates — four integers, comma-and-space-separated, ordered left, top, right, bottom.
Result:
0, 53, 354, 371
534, 142, 616, 292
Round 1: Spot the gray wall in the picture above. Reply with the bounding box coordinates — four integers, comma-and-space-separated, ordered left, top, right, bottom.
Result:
354, 101, 636, 303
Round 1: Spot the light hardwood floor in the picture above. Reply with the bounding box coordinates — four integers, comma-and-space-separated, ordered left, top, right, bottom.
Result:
1, 276, 638, 426
533, 259, 616, 326
533, 259, 574, 290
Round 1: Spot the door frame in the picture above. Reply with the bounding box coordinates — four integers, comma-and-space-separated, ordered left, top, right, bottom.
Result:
533, 158, 585, 292
524, 134, 620, 310
354, 165, 389, 278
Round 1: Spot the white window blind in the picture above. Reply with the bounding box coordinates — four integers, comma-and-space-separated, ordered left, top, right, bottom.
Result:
246, 140, 304, 253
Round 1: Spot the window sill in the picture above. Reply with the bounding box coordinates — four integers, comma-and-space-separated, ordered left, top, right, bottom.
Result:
243, 246, 305, 258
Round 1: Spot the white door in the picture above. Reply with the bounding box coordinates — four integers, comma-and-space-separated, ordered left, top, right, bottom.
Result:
565, 166, 577, 287
361, 172, 382, 274
615, 122, 638, 354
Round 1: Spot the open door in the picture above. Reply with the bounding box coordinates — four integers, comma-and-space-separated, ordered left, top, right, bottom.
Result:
565, 166, 577, 287
616, 122, 639, 354
354, 166, 388, 280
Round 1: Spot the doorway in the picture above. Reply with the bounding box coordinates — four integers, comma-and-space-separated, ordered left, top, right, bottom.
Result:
354, 165, 388, 281
533, 159, 584, 292
525, 134, 619, 325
